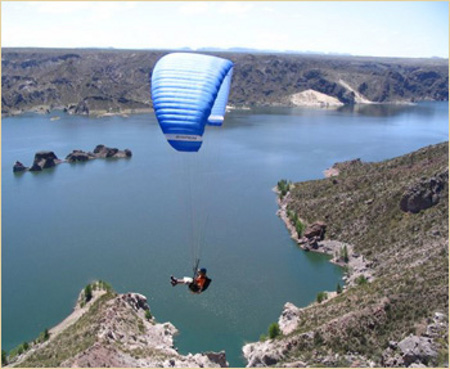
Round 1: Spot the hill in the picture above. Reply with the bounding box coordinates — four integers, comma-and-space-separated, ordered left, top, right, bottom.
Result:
2, 48, 448, 116
4, 281, 227, 368
244, 142, 449, 367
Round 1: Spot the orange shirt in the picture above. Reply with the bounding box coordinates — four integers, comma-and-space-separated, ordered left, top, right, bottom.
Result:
195, 275, 207, 290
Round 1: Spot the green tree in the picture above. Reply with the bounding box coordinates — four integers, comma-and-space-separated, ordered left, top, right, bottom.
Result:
336, 283, 343, 294
84, 284, 93, 302
268, 322, 281, 339
22, 341, 29, 351
341, 245, 349, 263
43, 328, 50, 341
2, 350, 8, 365
145, 310, 152, 320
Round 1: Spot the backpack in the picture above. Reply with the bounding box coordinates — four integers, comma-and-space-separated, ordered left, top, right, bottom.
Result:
201, 277, 212, 292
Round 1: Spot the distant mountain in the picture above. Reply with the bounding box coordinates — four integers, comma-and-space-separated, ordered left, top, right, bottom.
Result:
2, 48, 448, 117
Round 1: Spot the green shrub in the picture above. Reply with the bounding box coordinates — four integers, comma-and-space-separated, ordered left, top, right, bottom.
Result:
145, 310, 152, 320
22, 341, 29, 351
313, 331, 324, 346
316, 291, 328, 303
268, 322, 281, 339
356, 275, 368, 285
295, 219, 305, 237
336, 283, 343, 294
2, 350, 7, 365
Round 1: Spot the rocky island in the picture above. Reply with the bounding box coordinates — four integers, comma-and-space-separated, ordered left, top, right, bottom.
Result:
13, 145, 132, 173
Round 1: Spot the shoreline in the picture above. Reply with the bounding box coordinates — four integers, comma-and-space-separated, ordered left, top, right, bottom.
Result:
274, 182, 374, 288
1, 99, 427, 119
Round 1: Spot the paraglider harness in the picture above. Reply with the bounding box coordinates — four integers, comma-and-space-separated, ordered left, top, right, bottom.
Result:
188, 259, 212, 293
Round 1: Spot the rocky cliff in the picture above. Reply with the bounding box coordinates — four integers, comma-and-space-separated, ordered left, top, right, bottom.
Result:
6, 281, 227, 368
2, 48, 448, 116
244, 142, 449, 367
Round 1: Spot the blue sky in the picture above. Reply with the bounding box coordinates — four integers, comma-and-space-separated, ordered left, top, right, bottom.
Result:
2, 1, 448, 58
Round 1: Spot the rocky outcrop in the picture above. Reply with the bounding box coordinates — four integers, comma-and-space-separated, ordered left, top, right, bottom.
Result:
13, 161, 28, 173
323, 158, 364, 178
29, 151, 62, 171
381, 313, 447, 367
65, 150, 96, 162
10, 283, 228, 368
400, 169, 448, 213
302, 221, 326, 249
93, 144, 132, 159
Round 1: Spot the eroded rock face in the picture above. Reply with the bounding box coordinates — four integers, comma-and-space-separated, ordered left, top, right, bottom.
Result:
29, 151, 61, 171
59, 291, 229, 368
278, 303, 302, 335
398, 336, 438, 366
400, 169, 448, 213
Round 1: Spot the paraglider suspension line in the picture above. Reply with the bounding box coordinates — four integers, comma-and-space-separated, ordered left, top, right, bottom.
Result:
192, 258, 200, 279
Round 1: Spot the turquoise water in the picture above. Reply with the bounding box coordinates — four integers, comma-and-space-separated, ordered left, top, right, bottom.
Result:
2, 103, 448, 366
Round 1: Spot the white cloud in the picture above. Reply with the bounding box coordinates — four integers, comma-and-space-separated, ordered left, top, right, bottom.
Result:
178, 2, 211, 16
219, 2, 253, 16
34, 2, 92, 14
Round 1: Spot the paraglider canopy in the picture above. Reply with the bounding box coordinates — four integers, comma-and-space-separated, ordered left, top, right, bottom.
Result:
151, 53, 234, 152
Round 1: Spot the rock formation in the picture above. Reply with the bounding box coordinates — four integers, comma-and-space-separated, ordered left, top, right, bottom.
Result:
8, 282, 228, 368
399, 169, 448, 213
92, 144, 132, 159
13, 161, 28, 173
65, 150, 96, 162
29, 151, 62, 171
14, 145, 132, 173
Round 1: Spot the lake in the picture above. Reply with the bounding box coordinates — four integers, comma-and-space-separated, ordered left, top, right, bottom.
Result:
2, 102, 448, 366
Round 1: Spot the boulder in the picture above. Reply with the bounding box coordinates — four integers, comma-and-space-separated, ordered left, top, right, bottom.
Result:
121, 293, 150, 312
13, 161, 28, 172
304, 222, 326, 241
398, 335, 438, 366
400, 169, 447, 213
205, 351, 228, 367
29, 151, 61, 171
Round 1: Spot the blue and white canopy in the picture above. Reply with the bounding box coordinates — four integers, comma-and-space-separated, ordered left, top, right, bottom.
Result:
151, 53, 234, 152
